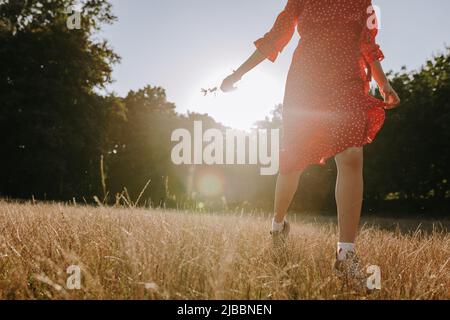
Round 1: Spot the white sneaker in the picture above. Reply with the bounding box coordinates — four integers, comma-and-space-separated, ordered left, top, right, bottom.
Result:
333, 251, 367, 292
270, 220, 290, 249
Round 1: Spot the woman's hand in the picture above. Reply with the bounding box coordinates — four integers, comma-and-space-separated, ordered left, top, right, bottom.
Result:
380, 83, 401, 109
220, 49, 266, 93
370, 61, 401, 109
220, 72, 242, 93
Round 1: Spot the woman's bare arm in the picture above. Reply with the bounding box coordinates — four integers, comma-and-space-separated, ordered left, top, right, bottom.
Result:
370, 60, 401, 109
220, 49, 266, 92
221, 49, 400, 109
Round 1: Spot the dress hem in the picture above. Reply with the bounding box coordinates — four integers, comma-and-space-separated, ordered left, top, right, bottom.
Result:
279, 104, 386, 175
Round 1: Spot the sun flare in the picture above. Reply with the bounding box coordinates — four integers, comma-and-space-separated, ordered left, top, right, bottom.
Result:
188, 68, 285, 131
196, 172, 225, 198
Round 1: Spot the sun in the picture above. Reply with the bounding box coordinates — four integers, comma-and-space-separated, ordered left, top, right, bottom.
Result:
187, 68, 285, 131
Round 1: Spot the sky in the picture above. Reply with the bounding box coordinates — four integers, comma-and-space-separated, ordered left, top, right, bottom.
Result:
101, 0, 450, 129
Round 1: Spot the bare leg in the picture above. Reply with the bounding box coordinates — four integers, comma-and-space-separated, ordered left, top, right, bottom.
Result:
273, 170, 303, 223
334, 147, 364, 243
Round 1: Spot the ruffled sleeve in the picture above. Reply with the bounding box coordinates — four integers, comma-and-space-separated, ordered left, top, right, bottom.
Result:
360, 1, 384, 64
254, 0, 302, 63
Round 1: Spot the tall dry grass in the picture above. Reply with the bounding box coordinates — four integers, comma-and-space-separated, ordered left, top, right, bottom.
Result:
0, 200, 448, 300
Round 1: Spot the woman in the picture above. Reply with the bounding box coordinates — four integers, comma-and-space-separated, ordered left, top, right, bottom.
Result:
220, 0, 400, 283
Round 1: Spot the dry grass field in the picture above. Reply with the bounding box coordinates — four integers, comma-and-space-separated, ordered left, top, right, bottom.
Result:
0, 200, 448, 300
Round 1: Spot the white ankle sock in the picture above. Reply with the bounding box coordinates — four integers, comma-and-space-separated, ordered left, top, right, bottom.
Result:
272, 218, 286, 232
337, 242, 355, 261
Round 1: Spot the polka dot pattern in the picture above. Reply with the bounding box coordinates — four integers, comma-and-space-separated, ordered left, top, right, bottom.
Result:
254, 0, 387, 174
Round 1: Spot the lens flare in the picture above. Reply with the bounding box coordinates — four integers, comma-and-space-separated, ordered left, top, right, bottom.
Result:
196, 172, 225, 197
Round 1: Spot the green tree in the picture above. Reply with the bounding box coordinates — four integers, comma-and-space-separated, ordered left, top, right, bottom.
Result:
364, 49, 450, 212
0, 0, 122, 199
106, 86, 182, 206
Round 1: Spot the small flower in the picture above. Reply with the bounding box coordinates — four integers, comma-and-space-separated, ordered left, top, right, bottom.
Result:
201, 87, 218, 97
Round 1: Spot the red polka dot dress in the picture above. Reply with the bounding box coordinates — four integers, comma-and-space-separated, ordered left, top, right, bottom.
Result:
254, 0, 387, 174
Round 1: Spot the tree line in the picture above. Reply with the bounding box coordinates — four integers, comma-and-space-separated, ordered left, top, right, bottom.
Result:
1, 0, 449, 216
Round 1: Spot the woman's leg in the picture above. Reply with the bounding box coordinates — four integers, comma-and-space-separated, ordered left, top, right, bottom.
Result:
273, 170, 303, 223
334, 147, 364, 243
